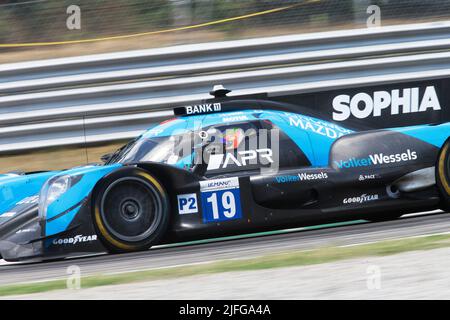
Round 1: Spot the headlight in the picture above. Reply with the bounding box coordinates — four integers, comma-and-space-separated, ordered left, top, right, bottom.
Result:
47, 175, 71, 204
39, 175, 82, 221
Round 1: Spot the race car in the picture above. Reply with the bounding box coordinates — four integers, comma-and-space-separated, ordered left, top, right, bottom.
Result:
0, 86, 449, 262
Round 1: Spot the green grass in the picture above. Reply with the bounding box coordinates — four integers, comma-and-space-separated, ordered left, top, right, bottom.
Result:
2, 233, 450, 297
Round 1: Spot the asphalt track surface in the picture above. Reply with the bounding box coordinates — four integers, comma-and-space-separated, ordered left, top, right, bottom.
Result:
0, 210, 448, 286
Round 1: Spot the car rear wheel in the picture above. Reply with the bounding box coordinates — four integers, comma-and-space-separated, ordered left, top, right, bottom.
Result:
437, 141, 450, 211
92, 168, 169, 253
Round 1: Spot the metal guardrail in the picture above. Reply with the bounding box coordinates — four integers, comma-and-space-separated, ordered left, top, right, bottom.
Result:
2, 21, 450, 153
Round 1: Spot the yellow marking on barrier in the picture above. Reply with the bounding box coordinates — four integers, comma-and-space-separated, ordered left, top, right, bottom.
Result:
0, 2, 315, 48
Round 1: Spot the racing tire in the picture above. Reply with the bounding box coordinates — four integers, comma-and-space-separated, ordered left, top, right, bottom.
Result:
92, 168, 170, 253
437, 141, 450, 211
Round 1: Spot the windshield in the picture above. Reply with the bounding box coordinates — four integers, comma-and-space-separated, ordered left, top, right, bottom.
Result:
106, 132, 195, 169
105, 116, 196, 166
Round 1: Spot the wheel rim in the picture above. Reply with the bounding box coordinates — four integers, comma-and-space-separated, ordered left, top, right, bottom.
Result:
100, 177, 163, 243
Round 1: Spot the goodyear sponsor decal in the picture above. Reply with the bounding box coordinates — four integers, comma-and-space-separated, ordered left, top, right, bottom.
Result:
343, 193, 379, 204
52, 234, 97, 245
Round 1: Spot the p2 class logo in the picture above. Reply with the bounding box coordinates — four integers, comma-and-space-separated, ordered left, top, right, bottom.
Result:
200, 177, 243, 223
177, 193, 198, 214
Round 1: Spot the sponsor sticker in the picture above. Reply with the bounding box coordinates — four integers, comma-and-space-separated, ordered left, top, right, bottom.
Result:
332, 86, 441, 121
298, 172, 328, 181
288, 114, 352, 138
16, 228, 36, 234
16, 195, 39, 205
343, 194, 379, 204
1, 211, 16, 218
146, 128, 164, 137
185, 103, 222, 115
358, 174, 379, 181
177, 193, 198, 215
274, 172, 328, 183
52, 234, 97, 246
222, 115, 249, 122
334, 149, 418, 169
200, 177, 242, 223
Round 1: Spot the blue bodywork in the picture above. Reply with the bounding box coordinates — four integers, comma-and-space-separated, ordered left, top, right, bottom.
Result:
44, 164, 122, 236
0, 172, 58, 217
391, 123, 450, 148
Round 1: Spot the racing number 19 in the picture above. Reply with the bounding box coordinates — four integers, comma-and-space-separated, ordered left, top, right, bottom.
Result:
200, 177, 243, 223
207, 191, 236, 219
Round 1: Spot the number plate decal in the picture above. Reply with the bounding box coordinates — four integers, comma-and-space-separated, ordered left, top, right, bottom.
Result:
200, 177, 243, 223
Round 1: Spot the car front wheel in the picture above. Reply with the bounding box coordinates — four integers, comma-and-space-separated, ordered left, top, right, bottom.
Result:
92, 168, 169, 253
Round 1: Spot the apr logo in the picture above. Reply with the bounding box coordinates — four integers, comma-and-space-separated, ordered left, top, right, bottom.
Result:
333, 86, 441, 121
207, 149, 274, 170
334, 149, 418, 169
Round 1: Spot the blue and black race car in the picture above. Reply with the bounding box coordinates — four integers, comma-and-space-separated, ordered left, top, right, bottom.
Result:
1, 87, 449, 261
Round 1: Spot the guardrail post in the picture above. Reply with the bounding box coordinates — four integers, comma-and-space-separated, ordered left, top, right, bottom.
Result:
171, 0, 193, 26
353, 0, 372, 25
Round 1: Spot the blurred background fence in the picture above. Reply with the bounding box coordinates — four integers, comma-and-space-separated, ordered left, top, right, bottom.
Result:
3, 0, 450, 61
2, 0, 450, 172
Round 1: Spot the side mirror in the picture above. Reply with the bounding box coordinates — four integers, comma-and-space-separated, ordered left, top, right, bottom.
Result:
101, 153, 113, 163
